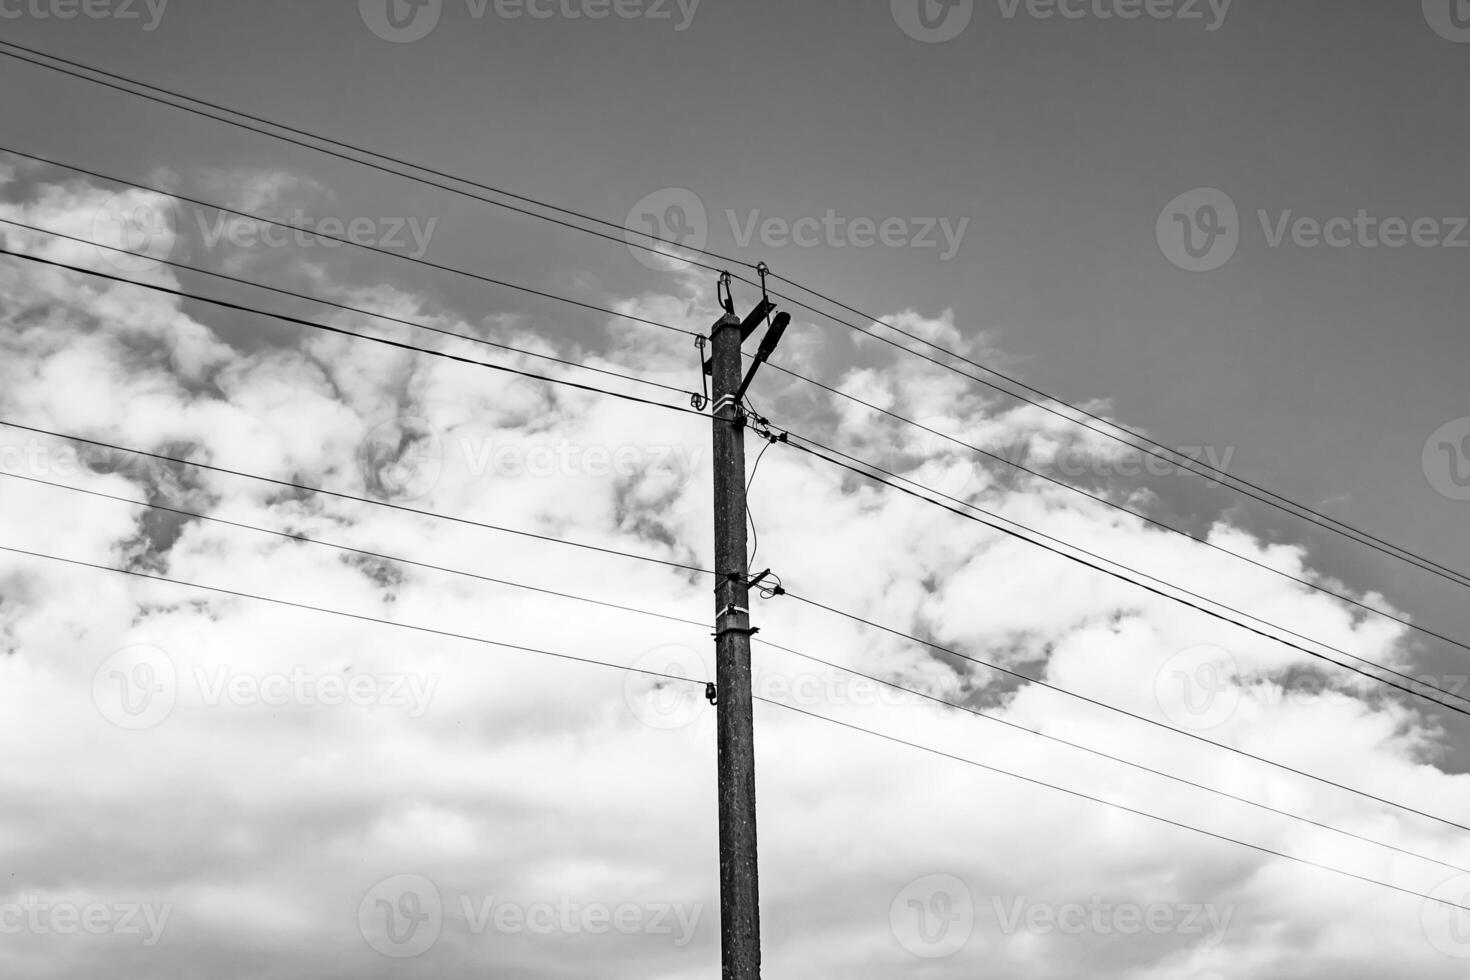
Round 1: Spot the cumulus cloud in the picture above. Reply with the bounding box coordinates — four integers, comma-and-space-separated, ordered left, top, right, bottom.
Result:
1, 172, 1468, 980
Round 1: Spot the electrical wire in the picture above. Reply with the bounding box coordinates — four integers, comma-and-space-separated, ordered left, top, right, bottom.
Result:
764, 360, 1470, 657
0, 471, 710, 631
781, 429, 1470, 717
0, 247, 707, 420
758, 695, 1470, 915
0, 543, 710, 688
745, 436, 776, 567
0, 420, 711, 576
756, 639, 1470, 877
0, 217, 695, 399
759, 275, 1470, 591
8, 468, 1467, 880
2, 38, 1458, 590
11, 467, 1470, 887
0, 41, 752, 276
780, 586, 1470, 835
0, 144, 699, 340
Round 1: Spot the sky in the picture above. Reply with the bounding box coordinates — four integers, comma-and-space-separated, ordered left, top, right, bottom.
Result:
2, 1, 1470, 977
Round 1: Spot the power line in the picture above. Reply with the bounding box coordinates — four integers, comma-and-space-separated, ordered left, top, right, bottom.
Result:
19, 189, 1453, 708
760, 275, 1470, 591
0, 543, 710, 688
0, 246, 707, 420
780, 430, 1470, 718
13, 491, 1459, 915
31, 151, 1453, 703
14, 466, 1463, 878
0, 217, 695, 400
0, 471, 711, 631
764, 360, 1470, 657
0, 41, 751, 277
10, 245, 1467, 826
4, 38, 1458, 591
0, 144, 699, 339
0, 419, 711, 576
781, 586, 1470, 836
758, 696, 1470, 916
756, 639, 1470, 877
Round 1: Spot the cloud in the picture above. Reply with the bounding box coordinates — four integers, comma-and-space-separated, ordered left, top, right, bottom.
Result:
0, 172, 1467, 979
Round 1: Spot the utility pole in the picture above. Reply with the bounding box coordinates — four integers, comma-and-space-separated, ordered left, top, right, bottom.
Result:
707, 275, 788, 980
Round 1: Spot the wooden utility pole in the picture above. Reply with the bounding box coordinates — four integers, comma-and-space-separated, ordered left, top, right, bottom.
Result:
708, 289, 786, 980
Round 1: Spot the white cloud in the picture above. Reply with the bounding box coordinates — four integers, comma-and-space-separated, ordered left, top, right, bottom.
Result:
0, 173, 1467, 980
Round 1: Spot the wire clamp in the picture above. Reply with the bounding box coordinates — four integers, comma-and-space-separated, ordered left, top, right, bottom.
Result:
705, 682, 718, 706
